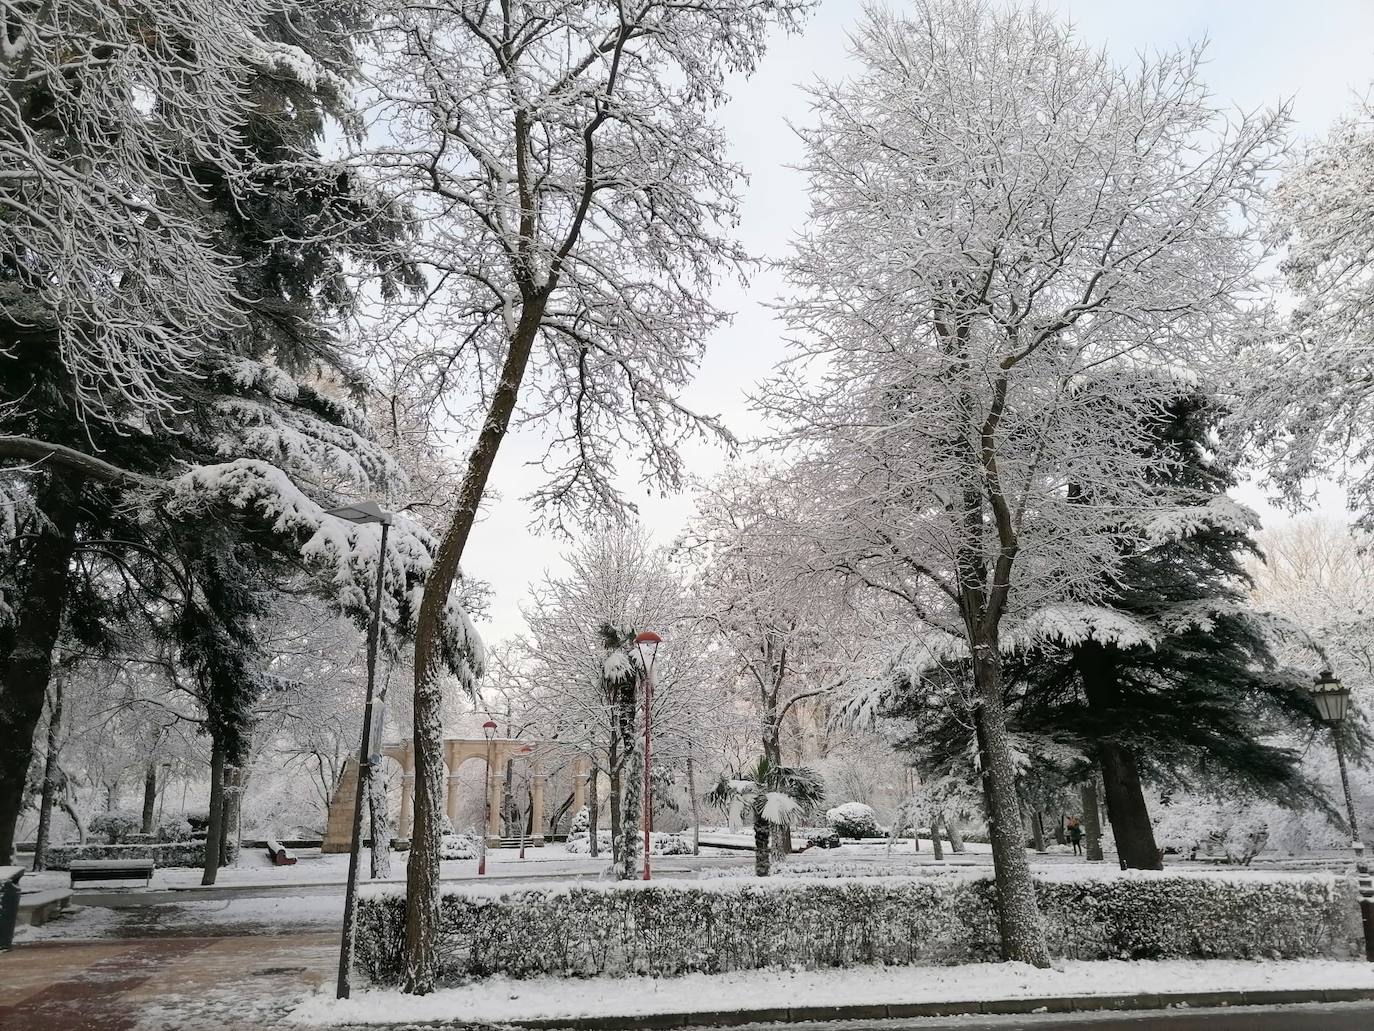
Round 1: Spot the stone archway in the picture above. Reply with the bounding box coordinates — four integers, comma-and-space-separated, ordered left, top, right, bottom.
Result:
322, 737, 590, 853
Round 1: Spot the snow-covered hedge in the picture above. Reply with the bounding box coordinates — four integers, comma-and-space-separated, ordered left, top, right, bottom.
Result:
355, 870, 1358, 985
44, 840, 238, 869
564, 831, 692, 856
825, 802, 881, 838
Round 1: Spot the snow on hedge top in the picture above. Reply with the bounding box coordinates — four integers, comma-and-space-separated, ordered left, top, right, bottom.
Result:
358, 865, 1342, 904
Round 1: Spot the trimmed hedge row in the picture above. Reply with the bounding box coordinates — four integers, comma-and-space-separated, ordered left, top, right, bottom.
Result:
43, 840, 238, 869
355, 870, 1358, 985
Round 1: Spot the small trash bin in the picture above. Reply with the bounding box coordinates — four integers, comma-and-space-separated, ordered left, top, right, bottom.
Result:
0, 870, 22, 950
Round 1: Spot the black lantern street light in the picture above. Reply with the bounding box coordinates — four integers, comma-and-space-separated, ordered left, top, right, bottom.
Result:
324, 499, 392, 1000
634, 631, 662, 881
1309, 670, 1374, 961
479, 719, 498, 875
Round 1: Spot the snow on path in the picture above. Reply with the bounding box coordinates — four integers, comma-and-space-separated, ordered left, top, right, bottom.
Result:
289, 959, 1374, 1026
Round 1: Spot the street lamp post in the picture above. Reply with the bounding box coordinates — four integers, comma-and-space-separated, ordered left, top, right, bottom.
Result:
325, 499, 392, 1001
1309, 670, 1374, 961
634, 631, 662, 881
479, 720, 497, 875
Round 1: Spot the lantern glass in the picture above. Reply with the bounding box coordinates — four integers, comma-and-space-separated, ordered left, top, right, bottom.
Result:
1310, 672, 1351, 725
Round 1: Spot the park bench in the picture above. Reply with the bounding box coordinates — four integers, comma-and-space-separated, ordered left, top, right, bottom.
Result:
18, 889, 72, 926
265, 840, 297, 866
1, 866, 24, 948
68, 859, 155, 888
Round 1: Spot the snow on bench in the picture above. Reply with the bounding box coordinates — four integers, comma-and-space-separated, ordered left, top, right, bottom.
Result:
68, 859, 155, 887
18, 889, 72, 926
266, 840, 297, 866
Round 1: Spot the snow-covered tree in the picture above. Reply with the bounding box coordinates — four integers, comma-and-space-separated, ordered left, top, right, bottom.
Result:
706, 758, 824, 876
767, 0, 1284, 965
357, 0, 808, 986
1246, 91, 1374, 527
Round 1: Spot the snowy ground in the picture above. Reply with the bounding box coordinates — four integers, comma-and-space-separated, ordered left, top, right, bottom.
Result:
289, 959, 1374, 1026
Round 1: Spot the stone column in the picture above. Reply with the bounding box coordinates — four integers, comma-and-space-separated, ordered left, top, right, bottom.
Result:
572, 756, 588, 813
398, 773, 414, 839
446, 771, 461, 827
530, 761, 545, 845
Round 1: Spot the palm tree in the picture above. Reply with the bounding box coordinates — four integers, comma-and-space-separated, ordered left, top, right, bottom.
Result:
706, 757, 825, 876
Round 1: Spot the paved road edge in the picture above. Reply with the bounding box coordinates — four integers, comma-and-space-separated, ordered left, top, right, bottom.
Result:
498, 988, 1374, 1029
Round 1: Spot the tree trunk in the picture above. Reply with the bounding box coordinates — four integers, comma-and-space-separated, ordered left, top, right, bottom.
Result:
1054, 813, 1066, 846
1030, 810, 1046, 853
220, 765, 241, 868
370, 763, 392, 879
0, 474, 79, 864
1081, 779, 1104, 862
1098, 741, 1161, 870
763, 713, 790, 862
753, 810, 771, 877
686, 752, 700, 856
33, 676, 65, 872
404, 298, 549, 995
615, 680, 640, 882
947, 816, 965, 853
587, 763, 600, 859
141, 764, 158, 835
608, 759, 622, 865
971, 640, 1051, 967
202, 740, 226, 886
930, 812, 944, 861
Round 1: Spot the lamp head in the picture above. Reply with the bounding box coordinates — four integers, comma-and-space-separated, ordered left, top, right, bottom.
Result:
482, 719, 498, 740
633, 630, 662, 675
324, 499, 392, 525
1309, 670, 1351, 725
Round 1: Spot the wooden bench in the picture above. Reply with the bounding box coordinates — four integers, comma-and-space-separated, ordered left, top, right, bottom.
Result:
68, 859, 155, 887
18, 889, 72, 926
265, 840, 297, 866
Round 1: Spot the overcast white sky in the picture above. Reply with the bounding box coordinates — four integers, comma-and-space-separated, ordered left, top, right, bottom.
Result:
459, 0, 1374, 643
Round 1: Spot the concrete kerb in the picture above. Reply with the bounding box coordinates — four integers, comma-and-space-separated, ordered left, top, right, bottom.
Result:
499, 988, 1374, 1030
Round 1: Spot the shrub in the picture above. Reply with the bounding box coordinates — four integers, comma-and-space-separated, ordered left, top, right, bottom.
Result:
568, 806, 590, 837
825, 802, 881, 838
804, 829, 841, 849
44, 840, 238, 869
355, 869, 1360, 986
439, 832, 479, 861
89, 810, 143, 845
564, 831, 691, 856
154, 816, 193, 843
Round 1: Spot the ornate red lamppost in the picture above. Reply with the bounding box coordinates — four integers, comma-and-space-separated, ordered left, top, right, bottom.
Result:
634, 631, 662, 881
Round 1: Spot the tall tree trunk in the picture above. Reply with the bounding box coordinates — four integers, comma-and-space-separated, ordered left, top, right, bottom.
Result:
947, 815, 965, 853
762, 720, 790, 861
1053, 813, 1066, 846
587, 762, 600, 859
930, 811, 944, 861
608, 758, 622, 865
202, 740, 226, 885
686, 752, 700, 856
404, 299, 549, 995
1030, 810, 1046, 853
753, 810, 770, 877
0, 474, 79, 864
615, 680, 640, 882
1081, 778, 1104, 861
33, 676, 65, 872
370, 764, 392, 879
141, 764, 157, 835
971, 639, 1051, 967
1098, 741, 1161, 869
220, 765, 241, 868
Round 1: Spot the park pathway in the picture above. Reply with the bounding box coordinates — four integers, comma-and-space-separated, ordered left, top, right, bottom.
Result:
0, 933, 335, 1030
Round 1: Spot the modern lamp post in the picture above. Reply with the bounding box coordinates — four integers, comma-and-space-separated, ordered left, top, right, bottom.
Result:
324, 499, 392, 1000
1309, 669, 1374, 961
634, 631, 662, 881
479, 720, 497, 875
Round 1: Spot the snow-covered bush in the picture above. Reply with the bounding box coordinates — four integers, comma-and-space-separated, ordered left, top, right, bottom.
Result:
568, 805, 590, 838
804, 829, 841, 849
1155, 794, 1276, 865
825, 802, 881, 838
355, 870, 1358, 984
438, 832, 479, 861
89, 810, 143, 845
154, 817, 193, 843
44, 840, 238, 869
564, 831, 691, 856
